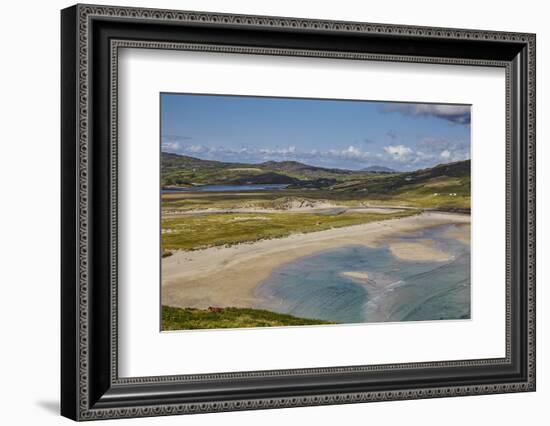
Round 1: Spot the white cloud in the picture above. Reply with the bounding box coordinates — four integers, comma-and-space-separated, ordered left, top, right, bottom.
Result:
187, 145, 209, 153
346, 145, 360, 155
258, 146, 298, 155
383, 144, 413, 161
162, 142, 178, 150
419, 137, 470, 163
340, 145, 365, 158
161, 139, 468, 171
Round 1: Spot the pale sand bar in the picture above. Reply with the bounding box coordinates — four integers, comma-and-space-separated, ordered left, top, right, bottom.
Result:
340, 271, 370, 282
162, 212, 470, 309
389, 240, 454, 262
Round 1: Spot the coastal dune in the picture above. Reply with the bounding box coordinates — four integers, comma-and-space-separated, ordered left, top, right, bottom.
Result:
162, 212, 470, 310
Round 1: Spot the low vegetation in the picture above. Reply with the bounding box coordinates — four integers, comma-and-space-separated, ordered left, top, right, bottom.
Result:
162, 210, 419, 251
162, 305, 335, 330
161, 153, 471, 209
161, 152, 366, 187
160, 153, 469, 251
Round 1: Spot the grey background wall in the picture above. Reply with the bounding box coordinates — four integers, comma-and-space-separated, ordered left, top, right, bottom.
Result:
0, 0, 546, 424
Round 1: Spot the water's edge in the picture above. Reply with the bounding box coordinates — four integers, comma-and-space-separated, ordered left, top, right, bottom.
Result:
162, 184, 289, 193
255, 224, 470, 324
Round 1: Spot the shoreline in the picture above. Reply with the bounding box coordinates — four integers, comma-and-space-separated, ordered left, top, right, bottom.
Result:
162, 212, 470, 310
162, 205, 407, 217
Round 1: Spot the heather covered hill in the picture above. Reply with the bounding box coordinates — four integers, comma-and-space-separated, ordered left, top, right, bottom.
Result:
161, 152, 470, 209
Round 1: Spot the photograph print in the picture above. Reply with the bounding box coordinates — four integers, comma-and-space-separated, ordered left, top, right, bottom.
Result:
160, 93, 471, 331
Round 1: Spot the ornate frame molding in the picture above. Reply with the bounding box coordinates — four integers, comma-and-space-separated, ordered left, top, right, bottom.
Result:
61, 4, 536, 421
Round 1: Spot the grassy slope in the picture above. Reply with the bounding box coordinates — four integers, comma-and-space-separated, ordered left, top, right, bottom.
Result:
162, 152, 371, 186
329, 160, 471, 209
354, 176, 471, 209
160, 157, 469, 251
162, 305, 335, 330
162, 209, 418, 251
161, 153, 470, 209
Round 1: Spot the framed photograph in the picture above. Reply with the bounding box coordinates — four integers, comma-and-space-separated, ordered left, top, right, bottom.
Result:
61, 4, 536, 421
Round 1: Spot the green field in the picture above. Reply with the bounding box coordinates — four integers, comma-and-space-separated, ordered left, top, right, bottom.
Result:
162, 154, 470, 209
162, 209, 418, 251
162, 305, 335, 330
161, 154, 470, 252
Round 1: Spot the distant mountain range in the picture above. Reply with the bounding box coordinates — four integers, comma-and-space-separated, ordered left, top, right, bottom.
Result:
361, 165, 397, 173
161, 152, 359, 187
161, 152, 470, 195
162, 152, 392, 177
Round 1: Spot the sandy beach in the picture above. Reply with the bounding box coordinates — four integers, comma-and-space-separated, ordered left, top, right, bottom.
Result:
162, 211, 470, 309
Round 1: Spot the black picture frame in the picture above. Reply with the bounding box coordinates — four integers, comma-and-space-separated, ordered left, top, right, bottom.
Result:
61, 4, 536, 421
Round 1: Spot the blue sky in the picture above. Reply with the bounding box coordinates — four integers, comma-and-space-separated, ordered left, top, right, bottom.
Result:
161, 93, 470, 171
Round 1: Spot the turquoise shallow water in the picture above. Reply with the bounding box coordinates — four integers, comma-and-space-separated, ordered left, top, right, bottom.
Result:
255, 224, 470, 324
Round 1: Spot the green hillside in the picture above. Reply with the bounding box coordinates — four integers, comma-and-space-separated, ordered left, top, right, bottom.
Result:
161, 152, 470, 208
328, 161, 470, 209
331, 159, 469, 191
161, 152, 369, 187
161, 154, 469, 255
162, 305, 335, 330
